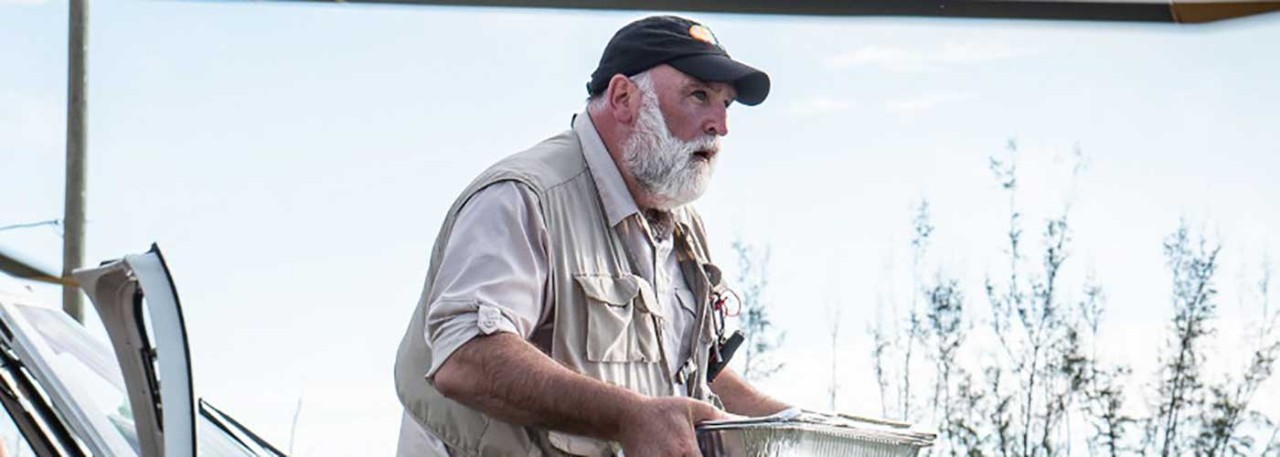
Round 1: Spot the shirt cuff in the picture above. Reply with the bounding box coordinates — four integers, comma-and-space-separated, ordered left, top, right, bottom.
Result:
424, 302, 520, 379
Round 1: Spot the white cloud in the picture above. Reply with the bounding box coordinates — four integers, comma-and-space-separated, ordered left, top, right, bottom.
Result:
885, 92, 979, 115
825, 42, 1030, 73
935, 42, 1025, 64
824, 45, 930, 72
788, 96, 853, 116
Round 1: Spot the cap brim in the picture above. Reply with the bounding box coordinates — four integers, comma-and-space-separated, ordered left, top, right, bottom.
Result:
667, 54, 770, 106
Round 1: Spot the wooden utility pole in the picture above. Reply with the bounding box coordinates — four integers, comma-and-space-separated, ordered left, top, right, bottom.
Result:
63, 0, 88, 322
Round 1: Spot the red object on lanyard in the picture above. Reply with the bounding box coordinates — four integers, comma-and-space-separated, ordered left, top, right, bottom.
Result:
712, 290, 741, 317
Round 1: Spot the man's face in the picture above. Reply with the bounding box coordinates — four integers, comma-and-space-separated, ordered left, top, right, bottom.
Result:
621, 65, 737, 210
647, 65, 736, 144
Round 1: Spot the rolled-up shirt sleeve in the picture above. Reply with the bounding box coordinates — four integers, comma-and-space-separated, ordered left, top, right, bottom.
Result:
423, 181, 550, 378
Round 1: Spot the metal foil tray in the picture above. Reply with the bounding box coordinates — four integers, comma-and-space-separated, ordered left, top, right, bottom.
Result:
696, 409, 935, 457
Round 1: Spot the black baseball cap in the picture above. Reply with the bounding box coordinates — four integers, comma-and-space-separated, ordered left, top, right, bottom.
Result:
588, 16, 770, 106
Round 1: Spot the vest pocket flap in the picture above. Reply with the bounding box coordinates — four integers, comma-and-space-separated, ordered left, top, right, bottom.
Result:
574, 274, 641, 307
575, 274, 660, 363
547, 431, 613, 457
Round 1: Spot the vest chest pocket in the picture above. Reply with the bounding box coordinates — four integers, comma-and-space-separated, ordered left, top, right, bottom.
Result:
574, 274, 662, 363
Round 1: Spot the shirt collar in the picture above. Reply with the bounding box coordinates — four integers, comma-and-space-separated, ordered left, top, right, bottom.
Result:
574, 111, 641, 228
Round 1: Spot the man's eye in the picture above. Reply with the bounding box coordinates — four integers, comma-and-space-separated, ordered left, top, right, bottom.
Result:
691, 90, 709, 102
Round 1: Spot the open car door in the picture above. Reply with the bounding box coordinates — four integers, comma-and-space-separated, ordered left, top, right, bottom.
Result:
73, 245, 197, 456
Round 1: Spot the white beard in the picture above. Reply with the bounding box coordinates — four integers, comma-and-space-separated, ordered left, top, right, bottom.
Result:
621, 81, 721, 210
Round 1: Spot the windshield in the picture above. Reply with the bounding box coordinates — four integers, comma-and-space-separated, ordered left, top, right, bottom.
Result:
10, 304, 266, 456
198, 413, 265, 457
199, 402, 286, 457
14, 303, 138, 454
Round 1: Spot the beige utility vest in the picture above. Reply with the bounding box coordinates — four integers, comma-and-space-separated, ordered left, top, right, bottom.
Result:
394, 128, 722, 457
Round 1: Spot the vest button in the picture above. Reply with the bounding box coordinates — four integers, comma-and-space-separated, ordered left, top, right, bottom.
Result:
478, 306, 503, 334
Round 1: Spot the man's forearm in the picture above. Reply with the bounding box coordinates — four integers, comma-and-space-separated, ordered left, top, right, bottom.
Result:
709, 369, 790, 417
432, 332, 642, 441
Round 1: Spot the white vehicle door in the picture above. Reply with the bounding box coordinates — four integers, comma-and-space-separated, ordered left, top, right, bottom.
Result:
74, 244, 196, 457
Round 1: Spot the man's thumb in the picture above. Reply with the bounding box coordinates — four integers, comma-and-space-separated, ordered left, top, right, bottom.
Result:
690, 401, 729, 422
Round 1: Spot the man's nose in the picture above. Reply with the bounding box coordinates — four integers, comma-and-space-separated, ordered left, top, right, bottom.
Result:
703, 105, 729, 137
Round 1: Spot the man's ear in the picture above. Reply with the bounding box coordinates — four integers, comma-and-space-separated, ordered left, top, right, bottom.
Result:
605, 74, 639, 125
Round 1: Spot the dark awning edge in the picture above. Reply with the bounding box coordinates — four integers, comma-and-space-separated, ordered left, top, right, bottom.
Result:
257, 0, 1280, 24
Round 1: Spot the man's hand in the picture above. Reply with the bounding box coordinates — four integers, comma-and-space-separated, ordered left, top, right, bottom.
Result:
614, 397, 727, 457
709, 369, 791, 418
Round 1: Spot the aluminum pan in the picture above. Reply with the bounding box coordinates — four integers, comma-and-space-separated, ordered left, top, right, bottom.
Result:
697, 409, 935, 457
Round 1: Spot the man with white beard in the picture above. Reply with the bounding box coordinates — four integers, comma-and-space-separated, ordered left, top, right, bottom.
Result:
394, 15, 788, 457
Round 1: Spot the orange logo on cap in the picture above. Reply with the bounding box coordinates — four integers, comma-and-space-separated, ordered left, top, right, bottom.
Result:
689, 24, 719, 46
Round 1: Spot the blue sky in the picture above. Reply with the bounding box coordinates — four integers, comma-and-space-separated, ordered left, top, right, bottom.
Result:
3, 2, 1279, 455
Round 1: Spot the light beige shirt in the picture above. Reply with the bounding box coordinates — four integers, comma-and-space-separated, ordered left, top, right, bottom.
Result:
397, 112, 700, 456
